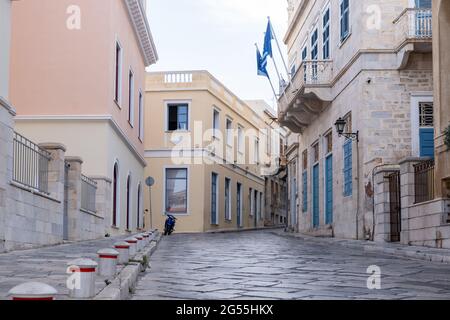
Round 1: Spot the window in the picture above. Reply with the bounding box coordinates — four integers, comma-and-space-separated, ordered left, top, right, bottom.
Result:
419, 102, 434, 127
266, 128, 272, 155
325, 131, 333, 154
312, 143, 319, 163
128, 69, 134, 126
340, 0, 350, 42
302, 45, 308, 81
343, 140, 353, 197
211, 173, 219, 224
126, 175, 131, 230
254, 138, 260, 164
225, 178, 231, 221
323, 8, 330, 59
114, 41, 122, 104
238, 126, 244, 154
213, 109, 220, 138
112, 163, 119, 227
226, 118, 233, 146
249, 188, 254, 216
237, 183, 243, 227
167, 104, 189, 131
138, 91, 144, 141
311, 28, 319, 60
260, 192, 264, 221
165, 168, 188, 214
290, 64, 296, 78
137, 184, 141, 229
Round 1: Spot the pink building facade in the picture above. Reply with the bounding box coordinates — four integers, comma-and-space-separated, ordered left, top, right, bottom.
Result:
9, 0, 158, 236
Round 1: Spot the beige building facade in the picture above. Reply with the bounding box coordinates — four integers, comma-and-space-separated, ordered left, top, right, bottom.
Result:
280, 0, 434, 240
9, 0, 158, 237
144, 72, 284, 233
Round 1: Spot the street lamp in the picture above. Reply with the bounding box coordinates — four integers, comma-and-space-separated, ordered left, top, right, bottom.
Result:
334, 117, 359, 142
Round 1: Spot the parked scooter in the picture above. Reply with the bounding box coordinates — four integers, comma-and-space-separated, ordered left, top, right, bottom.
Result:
164, 215, 177, 235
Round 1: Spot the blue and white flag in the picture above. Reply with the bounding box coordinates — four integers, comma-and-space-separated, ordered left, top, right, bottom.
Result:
256, 47, 269, 79
263, 20, 273, 59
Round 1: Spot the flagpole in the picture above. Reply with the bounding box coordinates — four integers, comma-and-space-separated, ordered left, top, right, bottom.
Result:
268, 17, 291, 82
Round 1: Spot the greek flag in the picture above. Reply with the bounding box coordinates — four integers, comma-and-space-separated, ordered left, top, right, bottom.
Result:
256, 47, 269, 79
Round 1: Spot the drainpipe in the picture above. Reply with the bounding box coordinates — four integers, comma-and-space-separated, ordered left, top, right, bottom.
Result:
356, 136, 360, 240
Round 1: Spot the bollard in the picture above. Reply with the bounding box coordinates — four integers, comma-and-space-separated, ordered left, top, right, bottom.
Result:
67, 258, 98, 299
125, 237, 138, 256
135, 234, 144, 251
97, 248, 119, 278
114, 241, 130, 264
142, 233, 150, 246
8, 282, 58, 301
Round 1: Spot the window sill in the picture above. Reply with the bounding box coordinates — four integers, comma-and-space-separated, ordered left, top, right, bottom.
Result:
339, 32, 352, 49
165, 130, 190, 134
165, 212, 190, 216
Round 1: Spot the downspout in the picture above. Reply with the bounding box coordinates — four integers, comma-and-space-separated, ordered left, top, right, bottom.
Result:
356, 135, 360, 240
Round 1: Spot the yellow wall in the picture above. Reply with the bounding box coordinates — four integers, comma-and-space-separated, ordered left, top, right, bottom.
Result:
144, 71, 273, 233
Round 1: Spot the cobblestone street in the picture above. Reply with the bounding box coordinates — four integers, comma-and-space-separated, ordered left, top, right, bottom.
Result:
132, 231, 450, 300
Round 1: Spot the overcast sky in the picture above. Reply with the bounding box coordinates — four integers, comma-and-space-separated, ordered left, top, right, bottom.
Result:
146, 0, 288, 109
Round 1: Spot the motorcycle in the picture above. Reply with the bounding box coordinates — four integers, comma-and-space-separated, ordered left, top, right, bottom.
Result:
164, 215, 177, 235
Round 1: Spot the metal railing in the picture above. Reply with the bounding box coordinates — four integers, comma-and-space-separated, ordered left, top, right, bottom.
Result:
81, 174, 97, 213
13, 132, 51, 194
279, 60, 333, 113
414, 159, 435, 204
394, 8, 432, 42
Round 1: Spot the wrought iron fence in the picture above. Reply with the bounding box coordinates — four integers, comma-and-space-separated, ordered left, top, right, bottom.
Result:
13, 132, 51, 194
81, 174, 97, 213
414, 159, 435, 204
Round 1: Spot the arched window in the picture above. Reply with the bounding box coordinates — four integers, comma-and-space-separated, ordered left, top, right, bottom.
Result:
112, 162, 119, 227
126, 175, 131, 230
137, 184, 141, 229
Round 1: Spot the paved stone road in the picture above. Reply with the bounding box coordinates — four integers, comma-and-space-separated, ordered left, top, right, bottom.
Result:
132, 231, 450, 300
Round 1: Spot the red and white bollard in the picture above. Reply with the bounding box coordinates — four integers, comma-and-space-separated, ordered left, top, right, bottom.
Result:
114, 241, 130, 264
8, 282, 58, 301
67, 258, 98, 299
125, 237, 138, 256
97, 248, 119, 277
135, 234, 144, 251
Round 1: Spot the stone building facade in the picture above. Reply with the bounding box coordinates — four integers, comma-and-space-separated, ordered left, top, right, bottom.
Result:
279, 0, 434, 240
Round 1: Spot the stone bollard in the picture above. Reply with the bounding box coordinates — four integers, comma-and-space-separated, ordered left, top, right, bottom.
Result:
67, 258, 98, 299
114, 241, 130, 264
97, 248, 119, 278
125, 237, 138, 256
135, 234, 144, 251
8, 282, 58, 301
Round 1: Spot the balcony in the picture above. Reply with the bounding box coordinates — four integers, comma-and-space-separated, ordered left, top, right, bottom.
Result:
394, 8, 433, 54
278, 60, 333, 133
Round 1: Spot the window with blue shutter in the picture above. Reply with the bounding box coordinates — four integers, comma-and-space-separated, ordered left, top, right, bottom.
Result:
302, 171, 308, 212
340, 0, 350, 42
323, 8, 330, 59
343, 139, 352, 197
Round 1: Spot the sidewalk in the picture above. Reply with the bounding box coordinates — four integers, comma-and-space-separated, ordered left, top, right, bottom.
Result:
272, 230, 450, 265
0, 231, 161, 300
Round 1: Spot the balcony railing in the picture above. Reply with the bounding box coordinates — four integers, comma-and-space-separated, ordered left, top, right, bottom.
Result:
414, 159, 435, 204
13, 132, 51, 194
81, 174, 97, 213
394, 8, 432, 44
279, 60, 333, 113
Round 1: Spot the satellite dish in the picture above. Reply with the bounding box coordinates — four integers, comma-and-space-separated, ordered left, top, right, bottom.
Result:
145, 176, 155, 187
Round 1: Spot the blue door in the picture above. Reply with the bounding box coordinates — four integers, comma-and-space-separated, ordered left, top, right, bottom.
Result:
419, 128, 435, 158
312, 164, 319, 228
237, 183, 242, 228
325, 155, 333, 225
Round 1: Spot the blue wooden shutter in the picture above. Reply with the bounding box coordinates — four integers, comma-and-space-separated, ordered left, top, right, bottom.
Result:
343, 140, 353, 196
419, 128, 435, 158
302, 171, 308, 212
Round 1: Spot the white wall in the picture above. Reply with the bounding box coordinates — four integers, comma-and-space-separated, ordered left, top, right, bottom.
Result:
0, 0, 11, 100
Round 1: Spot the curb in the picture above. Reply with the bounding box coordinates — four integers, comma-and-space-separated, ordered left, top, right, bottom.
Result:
272, 230, 450, 265
94, 232, 162, 300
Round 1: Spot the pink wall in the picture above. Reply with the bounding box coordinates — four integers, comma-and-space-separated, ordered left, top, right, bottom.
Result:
10, 0, 147, 155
